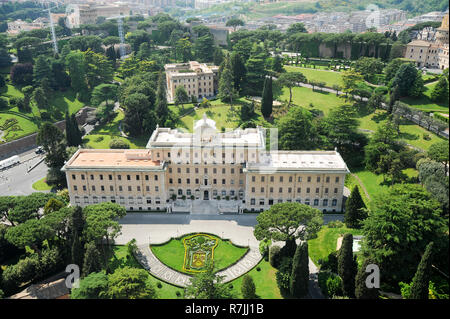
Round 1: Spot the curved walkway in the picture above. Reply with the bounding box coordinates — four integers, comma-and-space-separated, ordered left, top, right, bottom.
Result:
134, 242, 262, 288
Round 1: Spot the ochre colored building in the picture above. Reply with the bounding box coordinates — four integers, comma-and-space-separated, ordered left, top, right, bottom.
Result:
62, 116, 349, 213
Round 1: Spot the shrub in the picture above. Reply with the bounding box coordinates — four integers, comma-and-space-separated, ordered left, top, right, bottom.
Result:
259, 239, 271, 261
176, 291, 181, 297
190, 195, 195, 200
327, 220, 344, 228
275, 257, 293, 292
40, 112, 51, 121
374, 86, 388, 95
318, 270, 343, 297
95, 136, 104, 142
157, 282, 162, 289
241, 275, 256, 299
256, 267, 261, 272
269, 245, 282, 268
423, 133, 431, 141
0, 97, 9, 109
109, 139, 130, 149
319, 251, 338, 273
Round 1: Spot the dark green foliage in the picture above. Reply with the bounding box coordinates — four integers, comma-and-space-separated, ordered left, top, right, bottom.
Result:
410, 242, 434, 299
70, 272, 108, 299
105, 267, 157, 299
361, 184, 446, 289
278, 106, 318, 150
109, 139, 130, 149
231, 52, 246, 94
10, 63, 33, 86
290, 242, 309, 298
319, 251, 338, 273
275, 257, 292, 292
337, 233, 357, 297
240, 101, 255, 122
155, 71, 169, 125
184, 267, 234, 299
391, 63, 423, 98
355, 258, 380, 299
33, 56, 52, 86
344, 186, 367, 228
269, 245, 282, 268
241, 275, 256, 298
36, 122, 67, 169
261, 77, 273, 118
318, 270, 343, 298
82, 242, 103, 276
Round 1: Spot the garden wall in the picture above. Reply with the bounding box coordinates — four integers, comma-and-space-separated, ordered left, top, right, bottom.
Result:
0, 107, 91, 160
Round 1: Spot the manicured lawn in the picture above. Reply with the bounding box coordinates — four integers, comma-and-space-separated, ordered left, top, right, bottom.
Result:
280, 86, 347, 116
400, 82, 449, 114
32, 177, 52, 191
229, 259, 282, 299
284, 66, 343, 87
109, 245, 183, 299
83, 110, 148, 149
110, 245, 281, 299
151, 234, 249, 274
172, 98, 269, 132
308, 226, 364, 267
0, 113, 38, 143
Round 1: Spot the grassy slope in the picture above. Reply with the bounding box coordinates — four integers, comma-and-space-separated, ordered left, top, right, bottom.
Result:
280, 87, 445, 150
285, 66, 343, 87
150, 235, 248, 274
308, 226, 364, 266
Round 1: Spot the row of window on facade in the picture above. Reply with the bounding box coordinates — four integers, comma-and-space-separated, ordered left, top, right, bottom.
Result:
170, 188, 243, 197
74, 196, 161, 205
251, 186, 339, 194
169, 178, 243, 185
72, 174, 158, 181
162, 152, 254, 160
74, 185, 159, 193
173, 76, 212, 83
168, 167, 243, 174
251, 175, 340, 183
249, 198, 338, 207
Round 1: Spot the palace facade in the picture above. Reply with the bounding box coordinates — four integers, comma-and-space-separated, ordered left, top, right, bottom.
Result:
62, 115, 349, 213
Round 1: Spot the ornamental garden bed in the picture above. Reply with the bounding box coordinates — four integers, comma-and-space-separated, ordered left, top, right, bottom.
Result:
150, 233, 249, 274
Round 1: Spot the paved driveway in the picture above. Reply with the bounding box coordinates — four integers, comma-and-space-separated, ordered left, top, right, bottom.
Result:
115, 213, 344, 246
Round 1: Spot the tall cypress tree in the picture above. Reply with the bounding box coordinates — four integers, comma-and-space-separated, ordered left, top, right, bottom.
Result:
338, 233, 357, 297
355, 258, 380, 299
82, 242, 103, 277
155, 71, 168, 126
290, 241, 309, 298
65, 111, 74, 146
410, 242, 434, 299
344, 186, 367, 228
71, 113, 83, 146
261, 77, 273, 118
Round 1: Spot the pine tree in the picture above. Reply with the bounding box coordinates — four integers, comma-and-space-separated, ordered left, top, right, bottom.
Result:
410, 242, 434, 299
82, 242, 103, 276
430, 76, 449, 103
155, 71, 168, 126
33, 55, 52, 86
388, 85, 399, 113
338, 233, 357, 298
344, 186, 367, 228
218, 56, 237, 105
355, 258, 380, 299
241, 275, 256, 298
65, 111, 73, 146
231, 52, 246, 93
289, 241, 309, 298
261, 77, 273, 118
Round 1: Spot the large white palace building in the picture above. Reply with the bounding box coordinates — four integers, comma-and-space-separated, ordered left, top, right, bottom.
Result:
62, 115, 349, 213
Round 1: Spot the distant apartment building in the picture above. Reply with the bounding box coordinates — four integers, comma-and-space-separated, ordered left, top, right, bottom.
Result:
165, 61, 219, 103
405, 13, 449, 69
66, 3, 130, 28
62, 115, 349, 213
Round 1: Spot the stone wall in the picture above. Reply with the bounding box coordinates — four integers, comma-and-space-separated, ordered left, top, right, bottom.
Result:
0, 107, 92, 160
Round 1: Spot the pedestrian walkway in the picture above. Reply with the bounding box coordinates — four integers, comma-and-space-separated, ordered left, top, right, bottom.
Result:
133, 241, 262, 287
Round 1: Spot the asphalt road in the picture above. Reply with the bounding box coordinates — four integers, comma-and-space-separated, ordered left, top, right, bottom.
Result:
0, 150, 48, 196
